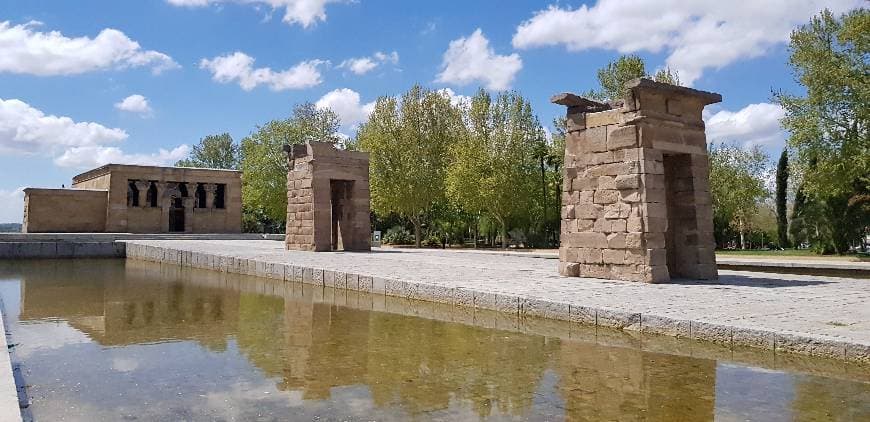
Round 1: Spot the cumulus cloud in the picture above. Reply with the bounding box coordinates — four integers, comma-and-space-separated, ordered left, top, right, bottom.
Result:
512, 0, 861, 85
165, 0, 345, 28
436, 29, 522, 91
114, 94, 153, 116
53, 145, 191, 169
0, 187, 25, 224
0, 97, 128, 155
338, 51, 399, 75
200, 52, 325, 91
0, 21, 178, 76
0, 97, 188, 170
705, 102, 786, 150
315, 88, 375, 129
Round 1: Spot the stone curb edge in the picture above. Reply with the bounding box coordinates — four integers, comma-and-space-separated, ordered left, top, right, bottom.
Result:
122, 241, 869, 365
0, 299, 23, 422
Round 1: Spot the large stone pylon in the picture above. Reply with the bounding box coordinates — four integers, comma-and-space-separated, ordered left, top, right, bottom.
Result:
553, 78, 720, 282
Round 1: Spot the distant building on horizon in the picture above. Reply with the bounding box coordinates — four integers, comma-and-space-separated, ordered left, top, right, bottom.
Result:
22, 164, 242, 234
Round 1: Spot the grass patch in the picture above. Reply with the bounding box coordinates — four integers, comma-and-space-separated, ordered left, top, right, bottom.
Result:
716, 249, 870, 261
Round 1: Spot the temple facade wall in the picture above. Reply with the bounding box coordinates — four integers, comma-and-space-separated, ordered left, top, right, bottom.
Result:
23, 164, 242, 234
23, 188, 108, 233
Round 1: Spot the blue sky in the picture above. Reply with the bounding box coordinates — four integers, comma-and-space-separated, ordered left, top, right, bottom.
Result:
0, 0, 861, 222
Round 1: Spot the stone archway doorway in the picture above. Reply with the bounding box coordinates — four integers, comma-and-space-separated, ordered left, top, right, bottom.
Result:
169, 197, 185, 232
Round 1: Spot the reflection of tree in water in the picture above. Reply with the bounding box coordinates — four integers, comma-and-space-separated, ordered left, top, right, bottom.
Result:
234, 292, 288, 377
365, 314, 556, 418
257, 298, 557, 418
792, 375, 870, 421
12, 259, 869, 421
13, 261, 717, 420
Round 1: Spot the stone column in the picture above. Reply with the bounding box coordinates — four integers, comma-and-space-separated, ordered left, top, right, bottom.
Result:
183, 197, 195, 233
203, 183, 217, 209
158, 182, 170, 232
134, 180, 150, 207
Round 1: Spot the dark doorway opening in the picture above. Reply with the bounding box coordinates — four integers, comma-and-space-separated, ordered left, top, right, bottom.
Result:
330, 180, 354, 251
127, 181, 139, 207
195, 183, 206, 208
169, 197, 185, 232
662, 153, 696, 279
147, 182, 158, 207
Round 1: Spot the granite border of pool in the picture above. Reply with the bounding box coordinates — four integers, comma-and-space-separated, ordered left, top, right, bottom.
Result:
121, 241, 870, 366
0, 300, 23, 422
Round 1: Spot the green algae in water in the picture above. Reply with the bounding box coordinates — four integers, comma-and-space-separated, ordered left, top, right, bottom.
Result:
0, 259, 868, 421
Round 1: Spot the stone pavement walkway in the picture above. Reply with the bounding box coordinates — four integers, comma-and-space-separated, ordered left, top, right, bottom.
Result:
385, 247, 870, 272
123, 240, 870, 364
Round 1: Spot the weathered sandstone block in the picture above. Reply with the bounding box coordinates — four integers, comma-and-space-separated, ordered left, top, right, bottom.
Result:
553, 78, 719, 282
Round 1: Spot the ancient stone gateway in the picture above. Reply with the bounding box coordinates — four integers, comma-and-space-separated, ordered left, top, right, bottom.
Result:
284, 141, 371, 252
553, 78, 720, 283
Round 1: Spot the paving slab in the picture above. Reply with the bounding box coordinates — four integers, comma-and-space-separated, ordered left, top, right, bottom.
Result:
122, 239, 870, 364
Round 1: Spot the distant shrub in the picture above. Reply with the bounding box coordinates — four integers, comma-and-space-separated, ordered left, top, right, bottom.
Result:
382, 226, 413, 245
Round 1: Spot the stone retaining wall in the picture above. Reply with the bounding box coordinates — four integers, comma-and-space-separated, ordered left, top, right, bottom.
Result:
123, 241, 869, 365
0, 242, 124, 259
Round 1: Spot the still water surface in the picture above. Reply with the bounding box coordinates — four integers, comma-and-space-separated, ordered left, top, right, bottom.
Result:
0, 259, 868, 421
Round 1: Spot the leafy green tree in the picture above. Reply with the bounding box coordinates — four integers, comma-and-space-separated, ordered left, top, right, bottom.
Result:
789, 183, 812, 247
585, 55, 646, 101
447, 89, 542, 248
586, 55, 683, 101
775, 149, 790, 247
357, 85, 463, 247
240, 103, 340, 227
652, 67, 681, 85
776, 8, 868, 197
709, 143, 770, 249
175, 133, 239, 169
775, 8, 869, 253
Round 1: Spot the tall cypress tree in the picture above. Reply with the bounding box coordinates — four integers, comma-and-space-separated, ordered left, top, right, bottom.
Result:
775, 149, 789, 247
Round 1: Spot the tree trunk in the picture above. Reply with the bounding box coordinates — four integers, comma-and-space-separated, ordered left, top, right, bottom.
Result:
540, 158, 548, 242
739, 217, 745, 250
500, 224, 508, 249
413, 219, 422, 248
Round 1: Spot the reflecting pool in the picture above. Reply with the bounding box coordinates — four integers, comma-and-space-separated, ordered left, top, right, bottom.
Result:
0, 259, 868, 421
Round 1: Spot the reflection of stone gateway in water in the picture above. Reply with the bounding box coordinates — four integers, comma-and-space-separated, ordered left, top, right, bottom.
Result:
7, 260, 869, 420
553, 78, 720, 282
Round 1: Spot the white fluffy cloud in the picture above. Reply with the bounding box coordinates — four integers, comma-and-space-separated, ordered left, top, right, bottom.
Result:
200, 52, 325, 91
436, 29, 522, 91
0, 21, 178, 76
0, 98, 128, 155
0, 187, 24, 224
166, 0, 345, 28
115, 94, 153, 115
315, 88, 375, 129
0, 97, 188, 170
512, 0, 861, 85
338, 51, 399, 75
54, 145, 191, 169
705, 102, 786, 150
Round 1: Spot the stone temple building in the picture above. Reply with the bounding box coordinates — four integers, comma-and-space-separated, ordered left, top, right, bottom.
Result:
23, 164, 241, 233
553, 78, 719, 283
285, 141, 371, 252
